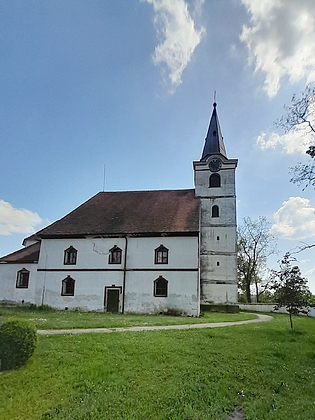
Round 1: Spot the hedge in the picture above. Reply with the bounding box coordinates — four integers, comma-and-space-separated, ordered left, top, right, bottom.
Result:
0, 318, 37, 371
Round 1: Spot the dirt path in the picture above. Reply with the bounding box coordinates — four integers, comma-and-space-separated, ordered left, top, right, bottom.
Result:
37, 313, 272, 335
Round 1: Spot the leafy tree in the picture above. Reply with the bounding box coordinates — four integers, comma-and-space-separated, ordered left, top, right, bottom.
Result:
276, 83, 315, 189
237, 216, 276, 303
271, 253, 314, 329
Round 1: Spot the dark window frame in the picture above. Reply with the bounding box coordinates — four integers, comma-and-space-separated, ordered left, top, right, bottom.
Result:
61, 276, 75, 296
109, 245, 122, 264
154, 276, 168, 297
16, 268, 30, 288
212, 205, 219, 218
209, 173, 221, 188
64, 246, 77, 265
154, 245, 169, 264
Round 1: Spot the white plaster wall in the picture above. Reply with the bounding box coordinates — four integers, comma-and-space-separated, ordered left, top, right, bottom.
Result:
239, 304, 315, 317
201, 198, 236, 226
201, 283, 237, 304
200, 254, 237, 282
38, 238, 126, 269
124, 271, 199, 316
35, 236, 199, 313
194, 165, 237, 198
38, 237, 198, 270
200, 227, 236, 253
0, 263, 37, 304
127, 237, 198, 268
194, 156, 238, 305
36, 270, 123, 311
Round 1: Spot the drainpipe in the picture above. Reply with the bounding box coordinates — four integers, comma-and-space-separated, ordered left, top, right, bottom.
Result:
41, 246, 48, 306
122, 236, 128, 313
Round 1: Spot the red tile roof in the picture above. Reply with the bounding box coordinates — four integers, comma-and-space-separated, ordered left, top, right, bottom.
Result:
0, 242, 40, 263
36, 190, 200, 238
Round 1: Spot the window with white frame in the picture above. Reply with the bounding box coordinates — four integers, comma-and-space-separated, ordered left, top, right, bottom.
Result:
64, 246, 77, 265
61, 276, 75, 296
154, 276, 168, 297
109, 245, 122, 264
16, 268, 30, 288
155, 245, 168, 264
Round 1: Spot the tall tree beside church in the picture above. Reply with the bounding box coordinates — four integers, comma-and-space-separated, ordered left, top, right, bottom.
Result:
237, 217, 276, 303
271, 253, 314, 329
276, 83, 315, 189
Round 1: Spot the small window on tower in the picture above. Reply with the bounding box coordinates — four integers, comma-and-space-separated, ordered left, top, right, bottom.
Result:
209, 173, 221, 188
155, 245, 169, 264
212, 205, 219, 218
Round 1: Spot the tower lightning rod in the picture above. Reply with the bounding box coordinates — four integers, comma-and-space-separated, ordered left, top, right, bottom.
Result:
102, 164, 106, 191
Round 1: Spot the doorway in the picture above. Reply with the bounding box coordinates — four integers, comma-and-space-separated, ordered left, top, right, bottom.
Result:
104, 287, 121, 313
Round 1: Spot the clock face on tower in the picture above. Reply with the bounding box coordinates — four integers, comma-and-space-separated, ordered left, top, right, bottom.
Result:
209, 158, 222, 172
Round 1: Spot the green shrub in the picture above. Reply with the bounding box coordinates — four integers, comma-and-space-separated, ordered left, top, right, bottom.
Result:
0, 318, 37, 371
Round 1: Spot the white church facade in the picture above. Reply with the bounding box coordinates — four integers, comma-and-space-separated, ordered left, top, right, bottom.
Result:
0, 103, 238, 316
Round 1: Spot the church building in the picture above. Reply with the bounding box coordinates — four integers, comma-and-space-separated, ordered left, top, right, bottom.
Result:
0, 103, 238, 316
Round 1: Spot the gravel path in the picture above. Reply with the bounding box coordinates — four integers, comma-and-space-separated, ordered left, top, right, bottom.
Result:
37, 313, 272, 335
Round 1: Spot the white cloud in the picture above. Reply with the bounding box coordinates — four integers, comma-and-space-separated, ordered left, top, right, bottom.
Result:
0, 200, 42, 236
142, 0, 205, 86
271, 197, 315, 240
240, 0, 315, 97
256, 130, 312, 154
305, 267, 315, 276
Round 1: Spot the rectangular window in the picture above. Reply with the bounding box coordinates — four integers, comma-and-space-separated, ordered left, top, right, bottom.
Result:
155, 245, 169, 264
154, 276, 168, 297
16, 269, 30, 288
64, 246, 77, 265
109, 246, 122, 264
61, 276, 75, 296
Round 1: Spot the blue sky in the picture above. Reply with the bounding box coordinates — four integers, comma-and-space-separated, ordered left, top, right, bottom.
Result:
1, 0, 315, 291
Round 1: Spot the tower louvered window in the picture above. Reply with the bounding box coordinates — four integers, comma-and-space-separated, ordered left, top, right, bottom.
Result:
212, 205, 219, 218
209, 173, 221, 187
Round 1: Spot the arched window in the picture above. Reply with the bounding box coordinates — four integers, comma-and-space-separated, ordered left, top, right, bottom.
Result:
64, 246, 77, 265
212, 205, 219, 218
61, 276, 75, 296
16, 268, 30, 288
155, 245, 169, 264
209, 173, 221, 188
109, 246, 122, 264
154, 276, 168, 297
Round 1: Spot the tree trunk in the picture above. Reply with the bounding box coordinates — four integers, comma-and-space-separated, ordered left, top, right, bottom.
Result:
255, 281, 259, 303
289, 312, 293, 329
246, 277, 251, 303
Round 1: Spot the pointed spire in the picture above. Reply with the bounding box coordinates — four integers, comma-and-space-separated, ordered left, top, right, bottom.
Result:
201, 102, 227, 161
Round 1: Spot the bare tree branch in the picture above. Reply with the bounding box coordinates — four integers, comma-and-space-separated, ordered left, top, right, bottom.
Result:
276, 83, 315, 189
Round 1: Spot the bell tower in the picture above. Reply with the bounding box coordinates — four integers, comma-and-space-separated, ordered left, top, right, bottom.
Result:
193, 103, 238, 304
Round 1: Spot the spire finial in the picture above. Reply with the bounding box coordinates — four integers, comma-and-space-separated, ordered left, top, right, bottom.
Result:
213, 90, 217, 107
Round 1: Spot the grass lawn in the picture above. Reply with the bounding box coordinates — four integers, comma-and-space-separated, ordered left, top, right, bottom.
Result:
0, 306, 256, 330
1, 312, 315, 419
